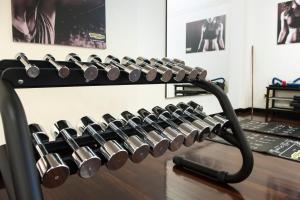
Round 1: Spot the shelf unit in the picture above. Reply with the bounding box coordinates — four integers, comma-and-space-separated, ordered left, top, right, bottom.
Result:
265, 86, 300, 121
0, 59, 253, 200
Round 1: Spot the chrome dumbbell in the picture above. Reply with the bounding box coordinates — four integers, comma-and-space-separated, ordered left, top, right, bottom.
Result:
213, 115, 231, 130
53, 120, 101, 178
15, 53, 40, 78
78, 116, 128, 170
29, 124, 69, 188
175, 103, 213, 141
161, 58, 186, 82
166, 104, 199, 146
105, 55, 141, 82
102, 114, 149, 163
122, 56, 157, 82
121, 111, 169, 157
44, 54, 70, 79
137, 108, 184, 152
172, 58, 199, 80
143, 58, 173, 82
187, 101, 222, 138
88, 55, 120, 81
152, 106, 198, 146
173, 58, 207, 80
66, 53, 98, 81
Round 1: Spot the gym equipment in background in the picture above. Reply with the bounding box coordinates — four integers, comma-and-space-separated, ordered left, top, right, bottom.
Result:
173, 78, 226, 97
0, 55, 253, 200
272, 77, 300, 88
239, 119, 300, 140
265, 84, 300, 121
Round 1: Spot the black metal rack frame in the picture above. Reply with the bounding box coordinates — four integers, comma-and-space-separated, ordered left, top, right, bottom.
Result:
0, 60, 253, 200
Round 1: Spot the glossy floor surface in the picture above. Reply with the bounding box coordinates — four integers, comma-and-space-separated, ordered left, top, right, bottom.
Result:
0, 114, 299, 200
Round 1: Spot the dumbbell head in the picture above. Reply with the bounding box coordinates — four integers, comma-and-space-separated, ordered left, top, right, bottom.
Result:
150, 58, 173, 82
213, 115, 230, 130
138, 108, 184, 152
36, 153, 70, 188
105, 55, 119, 64
187, 101, 204, 112
67, 53, 98, 81
79, 116, 128, 170
195, 67, 208, 80
125, 65, 141, 83
152, 106, 184, 151
161, 58, 186, 82
89, 55, 120, 81
44, 54, 70, 79
173, 58, 185, 66
121, 111, 169, 157
164, 105, 198, 147
16, 52, 40, 78
72, 146, 102, 178
102, 114, 149, 163
29, 124, 70, 188
53, 120, 101, 178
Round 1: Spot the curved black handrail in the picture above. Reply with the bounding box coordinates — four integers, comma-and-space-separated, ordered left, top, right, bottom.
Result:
0, 80, 42, 200
173, 80, 254, 183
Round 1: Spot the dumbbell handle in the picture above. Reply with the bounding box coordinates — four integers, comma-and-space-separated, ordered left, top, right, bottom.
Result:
85, 125, 106, 146
89, 56, 110, 71
106, 56, 126, 70
136, 57, 150, 65
143, 115, 164, 133
17, 54, 31, 68
69, 57, 90, 71
60, 129, 80, 151
127, 119, 149, 138
166, 105, 190, 124
105, 122, 129, 141
32, 133, 48, 157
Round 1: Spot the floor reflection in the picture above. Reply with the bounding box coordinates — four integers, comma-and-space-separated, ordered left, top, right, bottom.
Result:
266, 177, 300, 200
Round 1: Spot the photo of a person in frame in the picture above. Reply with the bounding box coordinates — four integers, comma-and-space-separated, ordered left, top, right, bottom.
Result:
278, 0, 300, 44
11, 0, 106, 48
186, 15, 226, 53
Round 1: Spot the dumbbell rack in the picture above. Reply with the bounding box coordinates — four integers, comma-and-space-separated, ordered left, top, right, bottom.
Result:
0, 59, 253, 200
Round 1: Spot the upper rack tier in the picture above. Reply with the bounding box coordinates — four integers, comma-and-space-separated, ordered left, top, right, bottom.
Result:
0, 60, 193, 88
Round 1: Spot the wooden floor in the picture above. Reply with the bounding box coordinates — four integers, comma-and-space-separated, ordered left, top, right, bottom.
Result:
0, 114, 300, 200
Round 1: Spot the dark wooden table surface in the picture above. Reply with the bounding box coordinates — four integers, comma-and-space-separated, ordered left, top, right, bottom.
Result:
1, 139, 299, 200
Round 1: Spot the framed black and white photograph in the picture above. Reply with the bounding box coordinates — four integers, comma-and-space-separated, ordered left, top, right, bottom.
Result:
277, 0, 300, 45
11, 0, 106, 49
186, 15, 226, 53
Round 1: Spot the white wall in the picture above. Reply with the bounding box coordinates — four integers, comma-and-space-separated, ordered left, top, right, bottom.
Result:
167, 0, 250, 109
0, 0, 231, 145
249, 0, 300, 108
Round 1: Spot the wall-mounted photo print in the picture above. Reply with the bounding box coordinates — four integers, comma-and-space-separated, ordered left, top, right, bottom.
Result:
278, 0, 300, 45
11, 0, 106, 49
186, 15, 226, 53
